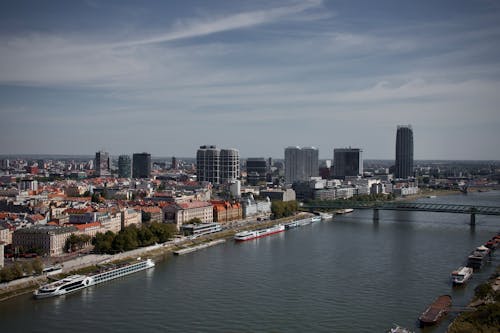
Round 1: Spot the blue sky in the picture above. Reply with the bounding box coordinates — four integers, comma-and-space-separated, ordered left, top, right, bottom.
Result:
1, 0, 499, 159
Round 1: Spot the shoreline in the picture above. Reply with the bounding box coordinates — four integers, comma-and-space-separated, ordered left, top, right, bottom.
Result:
0, 213, 308, 302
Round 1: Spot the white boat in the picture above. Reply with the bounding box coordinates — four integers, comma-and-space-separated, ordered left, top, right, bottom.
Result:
311, 216, 321, 223
319, 212, 334, 220
336, 208, 354, 214
451, 266, 473, 285
34, 259, 155, 299
388, 324, 414, 333
234, 224, 285, 241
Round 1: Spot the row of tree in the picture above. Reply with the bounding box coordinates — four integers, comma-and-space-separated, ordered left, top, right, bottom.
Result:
92, 223, 176, 254
64, 234, 92, 252
271, 200, 298, 219
0, 258, 44, 283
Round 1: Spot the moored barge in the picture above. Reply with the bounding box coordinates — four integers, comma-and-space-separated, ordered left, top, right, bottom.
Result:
418, 295, 452, 327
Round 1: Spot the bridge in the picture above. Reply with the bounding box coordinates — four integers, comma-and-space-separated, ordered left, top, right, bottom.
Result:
301, 201, 500, 225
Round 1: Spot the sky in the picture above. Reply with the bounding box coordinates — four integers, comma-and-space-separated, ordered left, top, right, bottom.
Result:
0, 0, 499, 160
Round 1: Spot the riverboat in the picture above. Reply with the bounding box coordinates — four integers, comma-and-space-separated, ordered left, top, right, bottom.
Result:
418, 295, 452, 327
319, 212, 334, 220
387, 324, 414, 333
467, 246, 491, 269
234, 224, 285, 241
34, 258, 155, 299
311, 216, 321, 223
451, 266, 473, 285
336, 208, 354, 214
485, 235, 500, 251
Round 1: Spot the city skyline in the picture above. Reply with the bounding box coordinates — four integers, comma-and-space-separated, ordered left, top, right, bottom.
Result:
1, 1, 500, 159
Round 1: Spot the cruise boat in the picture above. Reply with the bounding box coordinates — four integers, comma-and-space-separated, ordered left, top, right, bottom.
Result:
467, 246, 491, 269
284, 221, 299, 230
33, 275, 92, 299
234, 224, 285, 241
336, 208, 354, 214
319, 212, 334, 221
451, 266, 473, 285
34, 259, 155, 299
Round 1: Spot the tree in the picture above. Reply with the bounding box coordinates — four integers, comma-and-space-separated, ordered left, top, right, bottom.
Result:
32, 258, 44, 275
188, 217, 202, 224
0, 267, 14, 282
22, 261, 33, 276
12, 262, 24, 279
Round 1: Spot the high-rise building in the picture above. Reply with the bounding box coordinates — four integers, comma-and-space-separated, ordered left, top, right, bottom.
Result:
118, 155, 131, 178
196, 145, 220, 184
132, 153, 152, 178
220, 149, 240, 183
284, 146, 319, 184
95, 150, 110, 177
395, 125, 414, 179
333, 148, 363, 178
246, 158, 267, 185
171, 156, 178, 170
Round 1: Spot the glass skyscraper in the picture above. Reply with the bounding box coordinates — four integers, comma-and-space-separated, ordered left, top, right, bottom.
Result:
395, 125, 414, 179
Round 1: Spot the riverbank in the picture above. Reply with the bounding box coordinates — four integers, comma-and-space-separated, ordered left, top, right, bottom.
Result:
0, 213, 310, 302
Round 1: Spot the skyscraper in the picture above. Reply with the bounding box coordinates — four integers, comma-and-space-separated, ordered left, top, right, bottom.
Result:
132, 153, 152, 178
95, 150, 110, 177
284, 146, 319, 184
220, 149, 240, 183
118, 155, 131, 178
246, 158, 267, 185
196, 145, 220, 184
395, 125, 414, 179
333, 148, 363, 178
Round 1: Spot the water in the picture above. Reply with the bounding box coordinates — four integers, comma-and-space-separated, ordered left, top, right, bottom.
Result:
1, 191, 499, 333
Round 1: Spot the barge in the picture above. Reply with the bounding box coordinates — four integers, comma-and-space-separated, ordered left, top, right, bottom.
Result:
418, 295, 452, 327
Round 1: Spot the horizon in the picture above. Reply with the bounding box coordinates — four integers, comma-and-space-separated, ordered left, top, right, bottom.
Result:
1, 1, 500, 159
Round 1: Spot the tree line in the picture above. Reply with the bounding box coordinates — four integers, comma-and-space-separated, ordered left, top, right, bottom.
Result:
92, 222, 176, 254
271, 201, 298, 219
0, 258, 44, 283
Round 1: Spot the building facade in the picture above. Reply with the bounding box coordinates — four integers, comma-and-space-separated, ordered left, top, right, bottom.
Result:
284, 146, 319, 184
12, 225, 77, 256
95, 150, 110, 177
220, 149, 240, 184
333, 148, 363, 178
163, 201, 214, 230
196, 145, 220, 184
118, 155, 132, 178
132, 153, 152, 179
395, 125, 414, 179
246, 158, 267, 185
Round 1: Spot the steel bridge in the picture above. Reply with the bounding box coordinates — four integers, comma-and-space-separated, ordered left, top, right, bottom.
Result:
301, 201, 500, 225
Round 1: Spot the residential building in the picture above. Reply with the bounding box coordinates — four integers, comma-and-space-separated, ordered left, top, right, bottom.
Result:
395, 125, 414, 179
241, 195, 272, 218
132, 153, 152, 179
196, 145, 220, 184
121, 208, 142, 229
333, 148, 363, 178
118, 155, 132, 178
163, 201, 214, 230
220, 149, 240, 183
284, 146, 319, 184
12, 225, 77, 256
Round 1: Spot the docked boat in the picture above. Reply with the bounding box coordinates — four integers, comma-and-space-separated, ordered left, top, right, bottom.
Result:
336, 208, 354, 214
34, 258, 155, 299
485, 235, 500, 251
234, 224, 285, 241
284, 221, 299, 230
311, 216, 321, 223
467, 246, 491, 269
319, 212, 334, 221
451, 266, 473, 285
418, 295, 452, 327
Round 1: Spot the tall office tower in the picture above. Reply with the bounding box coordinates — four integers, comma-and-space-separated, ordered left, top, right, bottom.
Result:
246, 158, 267, 185
171, 156, 178, 170
196, 145, 220, 184
132, 152, 152, 178
220, 149, 240, 183
95, 150, 110, 176
284, 146, 319, 184
395, 125, 414, 179
118, 155, 131, 178
333, 148, 363, 178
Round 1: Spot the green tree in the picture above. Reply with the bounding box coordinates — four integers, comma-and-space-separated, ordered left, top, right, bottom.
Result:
12, 262, 24, 279
32, 258, 44, 275
188, 217, 202, 224
0, 267, 14, 282
22, 261, 33, 276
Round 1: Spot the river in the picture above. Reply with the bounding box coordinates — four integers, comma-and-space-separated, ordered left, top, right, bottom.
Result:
0, 191, 499, 332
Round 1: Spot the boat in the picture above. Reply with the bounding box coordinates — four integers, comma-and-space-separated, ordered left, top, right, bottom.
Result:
427, 195, 437, 198
284, 221, 299, 230
234, 224, 285, 241
467, 246, 491, 269
319, 212, 334, 220
34, 258, 155, 299
451, 266, 473, 285
311, 216, 321, 223
485, 235, 500, 251
388, 324, 414, 333
336, 208, 354, 214
418, 295, 452, 327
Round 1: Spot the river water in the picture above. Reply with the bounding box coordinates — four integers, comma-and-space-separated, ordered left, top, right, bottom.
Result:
1, 191, 499, 333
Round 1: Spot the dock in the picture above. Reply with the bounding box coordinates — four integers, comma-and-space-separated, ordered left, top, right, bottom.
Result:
173, 239, 226, 256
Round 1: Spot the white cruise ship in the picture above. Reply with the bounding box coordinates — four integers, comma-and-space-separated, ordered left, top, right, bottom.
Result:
234, 224, 285, 241
34, 258, 155, 299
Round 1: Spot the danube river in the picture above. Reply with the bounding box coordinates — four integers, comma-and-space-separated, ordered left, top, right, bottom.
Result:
1, 192, 499, 332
